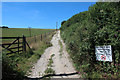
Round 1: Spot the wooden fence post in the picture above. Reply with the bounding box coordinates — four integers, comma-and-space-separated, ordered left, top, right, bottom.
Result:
18, 37, 19, 54
34, 36, 36, 43
41, 34, 42, 41
45, 33, 46, 38
23, 35, 26, 52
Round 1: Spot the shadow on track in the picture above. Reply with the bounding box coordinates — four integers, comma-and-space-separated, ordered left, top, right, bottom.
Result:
25, 72, 79, 79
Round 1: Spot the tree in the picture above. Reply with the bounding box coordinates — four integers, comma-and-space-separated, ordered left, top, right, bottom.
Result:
61, 20, 66, 26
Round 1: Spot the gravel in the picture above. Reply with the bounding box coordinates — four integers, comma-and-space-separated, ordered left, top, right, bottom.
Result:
27, 31, 80, 78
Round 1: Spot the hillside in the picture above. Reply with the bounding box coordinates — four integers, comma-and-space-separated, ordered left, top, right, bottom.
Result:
60, 2, 120, 78
2, 28, 55, 37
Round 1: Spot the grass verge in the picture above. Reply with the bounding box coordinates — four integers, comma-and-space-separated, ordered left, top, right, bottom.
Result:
44, 54, 55, 78
59, 40, 63, 57
2, 31, 55, 79
44, 68, 55, 75
47, 54, 55, 67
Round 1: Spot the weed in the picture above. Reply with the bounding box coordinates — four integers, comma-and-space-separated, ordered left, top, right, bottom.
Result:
44, 68, 55, 75
59, 40, 63, 57
45, 53, 55, 77
2, 31, 55, 79
51, 54, 55, 57
47, 54, 55, 67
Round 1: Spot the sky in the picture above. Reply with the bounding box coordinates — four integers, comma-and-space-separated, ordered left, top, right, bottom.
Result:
2, 2, 96, 29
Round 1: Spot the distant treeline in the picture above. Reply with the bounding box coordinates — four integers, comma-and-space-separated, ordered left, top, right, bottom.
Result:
60, 2, 120, 78
0, 26, 9, 28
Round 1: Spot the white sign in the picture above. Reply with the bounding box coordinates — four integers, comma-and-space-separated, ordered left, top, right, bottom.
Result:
95, 45, 112, 62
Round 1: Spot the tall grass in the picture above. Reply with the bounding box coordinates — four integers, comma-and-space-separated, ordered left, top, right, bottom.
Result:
2, 31, 55, 79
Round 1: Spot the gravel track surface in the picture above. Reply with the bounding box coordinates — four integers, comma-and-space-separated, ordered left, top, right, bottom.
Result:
28, 31, 80, 78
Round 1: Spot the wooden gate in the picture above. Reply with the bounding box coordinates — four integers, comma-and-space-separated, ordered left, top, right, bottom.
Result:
0, 35, 29, 55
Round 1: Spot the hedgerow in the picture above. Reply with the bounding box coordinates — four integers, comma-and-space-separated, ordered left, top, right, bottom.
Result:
60, 2, 120, 78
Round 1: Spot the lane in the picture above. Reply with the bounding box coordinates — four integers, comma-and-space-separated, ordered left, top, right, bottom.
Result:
28, 30, 80, 78
28, 46, 53, 78
51, 31, 80, 78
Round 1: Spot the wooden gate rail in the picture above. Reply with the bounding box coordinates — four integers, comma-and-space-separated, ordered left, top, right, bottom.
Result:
0, 37, 23, 39
0, 35, 31, 55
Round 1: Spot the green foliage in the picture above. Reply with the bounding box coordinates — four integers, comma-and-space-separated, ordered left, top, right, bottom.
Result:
61, 20, 66, 26
51, 54, 55, 58
2, 51, 26, 79
59, 40, 63, 54
47, 54, 55, 67
2, 31, 55, 79
47, 58, 53, 67
60, 2, 120, 78
44, 68, 55, 75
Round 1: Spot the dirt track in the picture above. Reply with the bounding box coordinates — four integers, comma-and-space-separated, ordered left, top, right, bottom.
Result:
28, 31, 80, 78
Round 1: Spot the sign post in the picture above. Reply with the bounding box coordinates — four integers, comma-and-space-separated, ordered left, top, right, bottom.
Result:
95, 45, 112, 62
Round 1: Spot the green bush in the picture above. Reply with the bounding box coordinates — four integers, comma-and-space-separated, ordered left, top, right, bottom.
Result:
2, 51, 25, 79
60, 2, 120, 78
